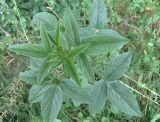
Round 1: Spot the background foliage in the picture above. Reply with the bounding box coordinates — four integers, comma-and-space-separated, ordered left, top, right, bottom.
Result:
0, 0, 160, 121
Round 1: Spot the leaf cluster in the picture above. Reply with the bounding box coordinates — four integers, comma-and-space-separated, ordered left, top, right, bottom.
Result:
8, 0, 141, 121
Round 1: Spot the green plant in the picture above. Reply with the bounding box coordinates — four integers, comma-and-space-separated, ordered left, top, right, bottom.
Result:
8, 0, 141, 122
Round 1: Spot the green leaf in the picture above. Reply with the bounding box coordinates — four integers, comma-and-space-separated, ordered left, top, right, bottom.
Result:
79, 53, 95, 83
104, 52, 132, 81
29, 85, 49, 103
33, 12, 57, 32
30, 58, 43, 69
9, 44, 48, 58
89, 80, 107, 114
40, 23, 52, 51
37, 57, 63, 84
41, 86, 62, 122
151, 114, 160, 122
81, 35, 129, 55
60, 79, 92, 104
79, 28, 120, 39
96, 29, 120, 36
68, 43, 90, 58
72, 85, 93, 107
64, 8, 80, 46
55, 22, 61, 46
63, 58, 80, 85
79, 27, 95, 39
89, 0, 107, 29
37, 61, 54, 84
107, 80, 141, 116
19, 70, 37, 85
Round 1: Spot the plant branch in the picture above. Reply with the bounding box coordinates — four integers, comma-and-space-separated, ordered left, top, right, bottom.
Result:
123, 74, 160, 98
44, 0, 61, 20
119, 81, 160, 106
